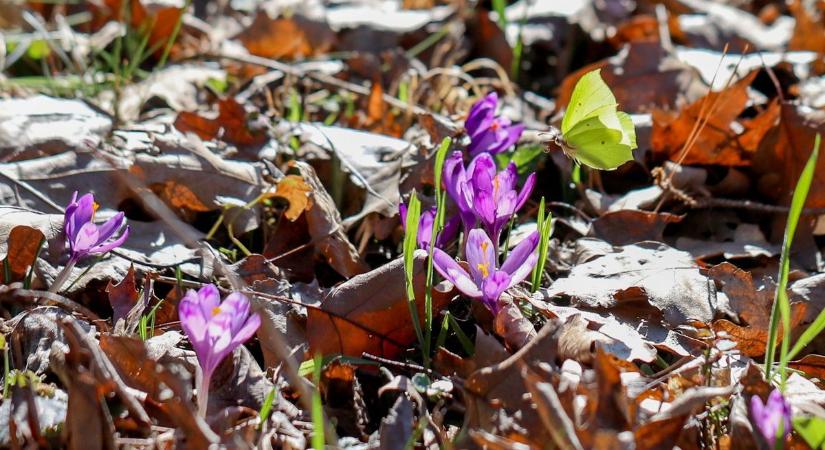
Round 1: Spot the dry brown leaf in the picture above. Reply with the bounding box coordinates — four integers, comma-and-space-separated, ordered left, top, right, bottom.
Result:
100, 335, 218, 446
651, 71, 767, 166
235, 12, 336, 60
306, 252, 452, 359
753, 102, 825, 208
105, 265, 139, 326
268, 174, 314, 221
591, 210, 682, 246
174, 98, 268, 147
0, 225, 44, 283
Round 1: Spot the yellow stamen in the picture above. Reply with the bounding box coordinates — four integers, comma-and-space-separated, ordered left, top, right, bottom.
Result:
211, 306, 221, 316
477, 262, 490, 278
92, 201, 100, 219
493, 176, 500, 197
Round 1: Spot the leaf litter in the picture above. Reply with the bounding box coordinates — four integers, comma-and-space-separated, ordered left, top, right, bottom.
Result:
4, 0, 825, 448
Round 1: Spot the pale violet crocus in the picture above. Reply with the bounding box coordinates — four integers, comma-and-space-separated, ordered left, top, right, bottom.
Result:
465, 92, 524, 156
399, 203, 460, 250
443, 151, 536, 244
178, 284, 261, 417
432, 228, 539, 313
750, 389, 792, 448
50, 192, 129, 293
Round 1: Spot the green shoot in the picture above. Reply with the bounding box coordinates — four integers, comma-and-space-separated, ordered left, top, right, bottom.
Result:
765, 134, 820, 385
258, 387, 277, 430
531, 197, 554, 293
434, 311, 474, 356
403, 192, 425, 360
23, 237, 45, 290
311, 353, 325, 450
138, 299, 165, 341
492, 0, 508, 29
421, 137, 453, 368
1, 334, 9, 399
157, 0, 192, 69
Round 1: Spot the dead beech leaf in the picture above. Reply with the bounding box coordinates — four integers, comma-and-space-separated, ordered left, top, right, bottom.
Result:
173, 98, 268, 147
0, 225, 44, 283
591, 347, 633, 432
106, 265, 139, 326
709, 263, 806, 357
753, 102, 825, 208
235, 12, 336, 60
651, 71, 776, 166
591, 210, 682, 246
306, 252, 452, 359
269, 174, 313, 221
150, 180, 212, 214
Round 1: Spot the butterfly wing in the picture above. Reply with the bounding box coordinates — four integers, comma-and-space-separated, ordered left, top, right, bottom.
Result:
561, 69, 618, 135
565, 116, 633, 170
617, 111, 637, 148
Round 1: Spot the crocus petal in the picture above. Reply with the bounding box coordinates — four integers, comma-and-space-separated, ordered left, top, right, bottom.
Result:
473, 190, 497, 230
514, 173, 537, 213
465, 93, 497, 136
443, 152, 472, 213
417, 210, 436, 249
481, 271, 511, 311
469, 153, 497, 193
71, 194, 96, 235
94, 212, 125, 243
179, 293, 209, 343
230, 313, 261, 348
73, 222, 100, 254
88, 225, 129, 255
501, 231, 540, 288
398, 203, 408, 227
432, 248, 482, 298
221, 292, 252, 332
435, 214, 461, 249
495, 163, 519, 198
751, 389, 792, 447
465, 229, 496, 284
194, 284, 222, 319
488, 122, 524, 154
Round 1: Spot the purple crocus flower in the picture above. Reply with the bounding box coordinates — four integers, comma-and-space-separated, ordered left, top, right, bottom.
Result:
178, 284, 261, 416
399, 203, 460, 250
750, 389, 792, 448
64, 191, 129, 263
465, 92, 524, 156
432, 228, 539, 313
443, 152, 536, 243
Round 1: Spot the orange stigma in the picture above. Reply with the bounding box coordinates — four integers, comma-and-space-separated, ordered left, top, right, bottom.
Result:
211, 306, 221, 316
477, 263, 490, 278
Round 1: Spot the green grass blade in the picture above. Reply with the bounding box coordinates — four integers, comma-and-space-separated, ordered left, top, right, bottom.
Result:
403, 193, 425, 354
258, 387, 277, 429
766, 133, 820, 383
311, 353, 325, 450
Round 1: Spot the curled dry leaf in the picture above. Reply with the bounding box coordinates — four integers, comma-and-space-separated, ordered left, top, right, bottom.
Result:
105, 265, 139, 326
267, 174, 314, 221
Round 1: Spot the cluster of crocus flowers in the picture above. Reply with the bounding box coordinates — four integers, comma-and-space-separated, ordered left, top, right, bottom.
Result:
398, 91, 537, 314
443, 151, 536, 243
433, 229, 539, 314
465, 92, 524, 157
51, 192, 129, 293
751, 389, 792, 448
178, 284, 261, 417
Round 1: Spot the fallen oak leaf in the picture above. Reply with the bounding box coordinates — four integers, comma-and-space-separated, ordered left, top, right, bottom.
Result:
105, 265, 139, 326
